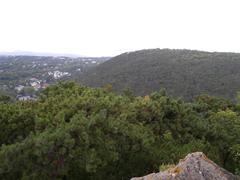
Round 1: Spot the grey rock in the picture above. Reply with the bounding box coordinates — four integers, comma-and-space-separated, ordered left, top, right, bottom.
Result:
131, 152, 240, 180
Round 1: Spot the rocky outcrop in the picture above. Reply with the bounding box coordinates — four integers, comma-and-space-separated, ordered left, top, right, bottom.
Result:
131, 152, 240, 180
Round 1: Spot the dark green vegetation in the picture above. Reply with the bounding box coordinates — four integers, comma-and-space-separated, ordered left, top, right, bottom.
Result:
81, 49, 240, 100
0, 82, 239, 179
0, 55, 109, 98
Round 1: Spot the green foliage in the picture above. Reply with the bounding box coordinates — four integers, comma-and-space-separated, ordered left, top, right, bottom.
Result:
230, 144, 240, 175
0, 94, 12, 103
0, 82, 239, 179
0, 102, 35, 145
159, 164, 175, 171
20, 86, 35, 96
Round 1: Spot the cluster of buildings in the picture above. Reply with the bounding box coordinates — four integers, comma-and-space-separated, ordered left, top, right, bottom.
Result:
15, 85, 25, 92
48, 71, 71, 79
15, 78, 50, 101
17, 95, 36, 101
29, 78, 49, 90
14, 71, 71, 101
15, 78, 49, 93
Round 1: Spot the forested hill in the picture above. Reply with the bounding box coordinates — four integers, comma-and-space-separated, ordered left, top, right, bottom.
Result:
81, 49, 240, 100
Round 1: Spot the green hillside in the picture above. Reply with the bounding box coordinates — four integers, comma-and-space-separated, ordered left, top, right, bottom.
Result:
81, 49, 240, 100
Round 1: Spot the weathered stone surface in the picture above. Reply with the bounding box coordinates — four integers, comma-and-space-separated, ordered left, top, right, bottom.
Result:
131, 152, 240, 180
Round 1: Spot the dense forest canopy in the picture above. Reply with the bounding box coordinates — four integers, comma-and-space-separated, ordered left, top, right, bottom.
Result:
0, 82, 239, 179
81, 49, 240, 100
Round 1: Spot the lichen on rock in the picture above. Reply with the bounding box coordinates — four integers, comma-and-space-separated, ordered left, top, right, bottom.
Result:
131, 152, 240, 180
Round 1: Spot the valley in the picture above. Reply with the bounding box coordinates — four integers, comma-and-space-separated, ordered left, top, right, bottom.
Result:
0, 55, 109, 99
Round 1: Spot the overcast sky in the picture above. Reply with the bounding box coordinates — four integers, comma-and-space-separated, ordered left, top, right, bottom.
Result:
0, 0, 239, 56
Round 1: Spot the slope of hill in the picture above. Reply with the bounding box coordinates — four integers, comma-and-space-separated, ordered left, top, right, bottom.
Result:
81, 49, 240, 100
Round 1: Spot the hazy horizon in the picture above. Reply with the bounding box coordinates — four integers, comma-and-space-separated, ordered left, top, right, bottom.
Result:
3, 48, 240, 58
1, 0, 240, 56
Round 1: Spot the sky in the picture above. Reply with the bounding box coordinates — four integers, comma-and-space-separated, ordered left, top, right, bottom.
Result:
0, 0, 240, 56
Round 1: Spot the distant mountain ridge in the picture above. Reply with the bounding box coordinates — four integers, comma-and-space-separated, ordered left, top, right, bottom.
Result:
81, 48, 240, 100
0, 51, 84, 57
